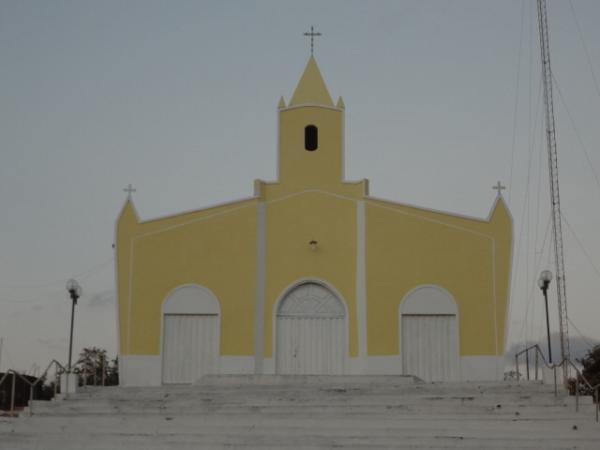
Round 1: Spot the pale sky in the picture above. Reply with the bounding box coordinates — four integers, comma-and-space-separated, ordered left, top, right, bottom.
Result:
1, 0, 600, 373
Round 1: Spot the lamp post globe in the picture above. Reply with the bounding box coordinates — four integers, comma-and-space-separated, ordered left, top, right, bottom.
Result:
537, 278, 545, 289
66, 279, 82, 298
66, 279, 82, 372
538, 270, 553, 363
540, 270, 553, 283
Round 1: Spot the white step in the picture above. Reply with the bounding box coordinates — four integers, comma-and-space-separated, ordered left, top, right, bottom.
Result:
1, 377, 598, 450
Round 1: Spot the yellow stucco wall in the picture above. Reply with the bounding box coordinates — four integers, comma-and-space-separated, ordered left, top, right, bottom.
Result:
115, 55, 513, 366
365, 198, 512, 357
116, 198, 258, 356
263, 191, 358, 358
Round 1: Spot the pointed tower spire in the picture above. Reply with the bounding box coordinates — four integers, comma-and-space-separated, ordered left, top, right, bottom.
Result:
289, 56, 334, 107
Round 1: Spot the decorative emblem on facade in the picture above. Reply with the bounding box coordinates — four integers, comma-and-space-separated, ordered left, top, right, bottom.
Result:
278, 283, 345, 317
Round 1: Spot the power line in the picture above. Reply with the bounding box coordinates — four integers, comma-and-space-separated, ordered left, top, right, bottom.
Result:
561, 212, 600, 280
552, 74, 600, 197
508, 0, 526, 206
0, 256, 114, 291
567, 317, 597, 353
512, 79, 543, 347
568, 0, 600, 100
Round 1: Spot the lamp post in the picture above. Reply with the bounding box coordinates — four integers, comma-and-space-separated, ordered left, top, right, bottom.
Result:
66, 279, 82, 373
538, 270, 553, 364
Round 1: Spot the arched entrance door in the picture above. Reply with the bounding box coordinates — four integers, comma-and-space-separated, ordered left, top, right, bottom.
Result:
276, 282, 346, 375
400, 286, 459, 382
161, 285, 220, 384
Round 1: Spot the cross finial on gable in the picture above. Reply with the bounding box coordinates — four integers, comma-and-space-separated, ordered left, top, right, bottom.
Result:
303, 25, 322, 56
123, 183, 136, 200
493, 181, 506, 196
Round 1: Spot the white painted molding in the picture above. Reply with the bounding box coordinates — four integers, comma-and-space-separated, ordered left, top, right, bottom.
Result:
120, 355, 161, 386
161, 284, 221, 315
280, 103, 343, 112
366, 195, 489, 223
460, 356, 503, 381
137, 196, 258, 225
399, 285, 458, 315
219, 356, 255, 375
356, 200, 367, 363
254, 202, 266, 374
363, 356, 403, 375
121, 355, 258, 386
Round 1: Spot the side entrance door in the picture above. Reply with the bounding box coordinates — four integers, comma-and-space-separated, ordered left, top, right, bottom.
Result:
401, 314, 458, 382
162, 314, 218, 384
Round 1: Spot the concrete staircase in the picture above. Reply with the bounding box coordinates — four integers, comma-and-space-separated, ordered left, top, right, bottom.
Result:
1, 376, 598, 449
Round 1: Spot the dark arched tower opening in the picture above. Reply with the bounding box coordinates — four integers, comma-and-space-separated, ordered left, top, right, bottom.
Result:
305, 125, 318, 151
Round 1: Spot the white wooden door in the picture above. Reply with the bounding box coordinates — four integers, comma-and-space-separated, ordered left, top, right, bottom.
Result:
276, 283, 346, 375
162, 314, 218, 384
401, 314, 458, 382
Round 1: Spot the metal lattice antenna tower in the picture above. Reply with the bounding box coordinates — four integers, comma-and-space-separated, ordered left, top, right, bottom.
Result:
536, 0, 570, 381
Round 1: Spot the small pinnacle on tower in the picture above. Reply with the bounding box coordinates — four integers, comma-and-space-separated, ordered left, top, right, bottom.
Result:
278, 96, 286, 109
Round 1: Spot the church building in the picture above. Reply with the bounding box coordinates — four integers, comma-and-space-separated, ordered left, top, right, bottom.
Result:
115, 55, 513, 386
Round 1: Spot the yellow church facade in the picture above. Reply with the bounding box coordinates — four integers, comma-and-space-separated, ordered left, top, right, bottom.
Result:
115, 57, 512, 386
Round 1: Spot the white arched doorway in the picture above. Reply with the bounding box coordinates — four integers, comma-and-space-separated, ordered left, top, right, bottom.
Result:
275, 282, 346, 375
161, 285, 220, 384
400, 285, 459, 382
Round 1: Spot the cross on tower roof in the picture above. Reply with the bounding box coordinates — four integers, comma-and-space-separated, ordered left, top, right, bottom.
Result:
123, 183, 136, 200
493, 181, 506, 196
303, 25, 322, 56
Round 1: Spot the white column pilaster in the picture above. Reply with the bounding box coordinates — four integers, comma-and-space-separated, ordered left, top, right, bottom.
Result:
254, 201, 266, 373
356, 200, 367, 371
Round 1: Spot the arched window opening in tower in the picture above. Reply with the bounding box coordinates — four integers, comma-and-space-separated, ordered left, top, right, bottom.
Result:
305, 125, 318, 151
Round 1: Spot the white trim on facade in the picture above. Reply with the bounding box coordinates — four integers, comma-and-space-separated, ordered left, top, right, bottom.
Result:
363, 356, 403, 375
121, 355, 259, 386
492, 241, 499, 362
460, 356, 504, 381
161, 284, 221, 315
119, 354, 504, 385
365, 199, 494, 240
266, 189, 357, 206
120, 355, 161, 387
254, 201, 266, 374
137, 196, 258, 225
220, 356, 255, 375
280, 103, 343, 113
366, 191, 509, 225
399, 285, 458, 315
501, 195, 516, 358
355, 200, 367, 369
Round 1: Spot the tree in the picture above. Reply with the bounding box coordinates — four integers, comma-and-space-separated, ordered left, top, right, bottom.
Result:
580, 344, 600, 389
74, 347, 118, 386
569, 344, 600, 398
105, 356, 119, 386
